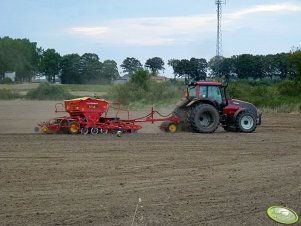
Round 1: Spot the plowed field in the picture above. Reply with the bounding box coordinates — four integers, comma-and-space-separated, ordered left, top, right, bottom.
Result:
0, 101, 300, 225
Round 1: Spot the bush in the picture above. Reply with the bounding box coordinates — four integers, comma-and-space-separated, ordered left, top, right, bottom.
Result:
0, 89, 21, 99
0, 77, 14, 84
277, 80, 301, 96
109, 79, 184, 106
26, 83, 73, 100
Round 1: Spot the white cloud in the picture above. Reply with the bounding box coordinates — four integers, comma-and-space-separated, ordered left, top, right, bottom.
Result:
70, 27, 110, 36
228, 2, 301, 19
69, 1, 301, 46
69, 15, 216, 46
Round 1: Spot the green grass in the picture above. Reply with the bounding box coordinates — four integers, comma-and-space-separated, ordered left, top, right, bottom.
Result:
0, 89, 21, 99
61, 84, 111, 93
109, 80, 185, 107
26, 83, 73, 100
228, 80, 301, 111
0, 83, 39, 91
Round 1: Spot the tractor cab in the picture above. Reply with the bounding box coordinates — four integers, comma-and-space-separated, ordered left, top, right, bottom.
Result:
186, 81, 228, 110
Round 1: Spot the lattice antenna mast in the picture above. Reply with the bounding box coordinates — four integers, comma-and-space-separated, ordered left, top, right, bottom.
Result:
215, 0, 226, 76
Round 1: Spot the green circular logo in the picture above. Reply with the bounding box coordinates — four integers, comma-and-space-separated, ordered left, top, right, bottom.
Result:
267, 206, 299, 224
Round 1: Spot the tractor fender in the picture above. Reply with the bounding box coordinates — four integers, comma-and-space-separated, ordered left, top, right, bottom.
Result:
186, 98, 216, 108
233, 108, 246, 120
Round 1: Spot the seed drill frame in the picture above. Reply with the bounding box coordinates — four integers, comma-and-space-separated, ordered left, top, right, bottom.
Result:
36, 97, 179, 134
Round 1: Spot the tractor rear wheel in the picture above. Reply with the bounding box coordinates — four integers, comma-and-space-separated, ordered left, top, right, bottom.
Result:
237, 112, 256, 133
189, 104, 220, 133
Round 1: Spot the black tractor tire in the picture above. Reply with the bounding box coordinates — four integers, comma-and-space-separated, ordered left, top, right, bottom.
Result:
237, 112, 257, 133
189, 104, 220, 133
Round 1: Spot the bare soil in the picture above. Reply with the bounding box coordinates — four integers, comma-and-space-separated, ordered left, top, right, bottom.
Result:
0, 101, 300, 225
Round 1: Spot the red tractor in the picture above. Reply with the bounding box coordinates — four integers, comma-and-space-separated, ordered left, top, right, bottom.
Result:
161, 81, 261, 133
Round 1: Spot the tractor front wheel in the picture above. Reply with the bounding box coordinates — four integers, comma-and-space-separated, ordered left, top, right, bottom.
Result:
237, 112, 256, 133
189, 104, 220, 133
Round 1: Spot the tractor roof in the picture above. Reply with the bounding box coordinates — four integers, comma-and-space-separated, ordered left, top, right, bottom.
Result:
193, 81, 222, 86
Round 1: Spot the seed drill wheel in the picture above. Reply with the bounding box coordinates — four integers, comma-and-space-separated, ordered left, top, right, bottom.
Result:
42, 126, 49, 134
91, 128, 99, 135
81, 127, 89, 135
167, 123, 177, 133
69, 122, 78, 134
162, 122, 178, 133
100, 128, 108, 134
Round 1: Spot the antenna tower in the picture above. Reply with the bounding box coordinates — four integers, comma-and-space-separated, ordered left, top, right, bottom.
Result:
215, 0, 226, 76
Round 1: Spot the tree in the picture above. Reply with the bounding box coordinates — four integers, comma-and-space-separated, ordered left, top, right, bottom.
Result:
168, 59, 180, 79
173, 59, 190, 79
171, 58, 207, 82
0, 37, 40, 82
145, 57, 165, 76
101, 60, 119, 83
189, 58, 207, 81
60, 54, 82, 84
130, 68, 150, 90
121, 57, 142, 75
80, 53, 102, 83
289, 49, 301, 82
209, 56, 233, 80
39, 49, 61, 83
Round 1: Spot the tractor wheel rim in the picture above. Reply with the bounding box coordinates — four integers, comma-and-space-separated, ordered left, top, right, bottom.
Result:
169, 124, 177, 133
199, 113, 211, 127
241, 115, 254, 130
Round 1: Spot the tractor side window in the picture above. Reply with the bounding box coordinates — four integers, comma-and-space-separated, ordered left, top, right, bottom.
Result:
208, 86, 223, 104
199, 86, 207, 98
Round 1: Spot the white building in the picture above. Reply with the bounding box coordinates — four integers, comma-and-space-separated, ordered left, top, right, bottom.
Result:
4, 71, 16, 81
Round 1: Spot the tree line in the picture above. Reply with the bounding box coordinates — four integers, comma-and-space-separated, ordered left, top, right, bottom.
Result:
1, 36, 300, 84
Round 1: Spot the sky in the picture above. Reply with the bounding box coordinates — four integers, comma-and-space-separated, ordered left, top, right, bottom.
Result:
1, 0, 301, 77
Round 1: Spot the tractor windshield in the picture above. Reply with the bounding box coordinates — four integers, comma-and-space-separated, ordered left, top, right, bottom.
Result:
208, 86, 223, 104
199, 85, 223, 104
